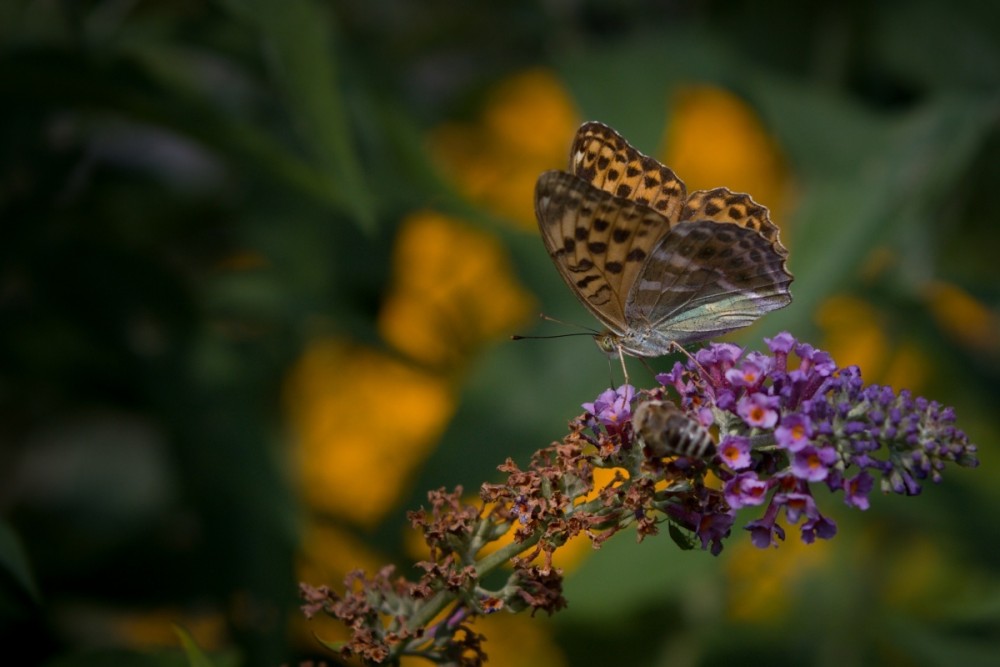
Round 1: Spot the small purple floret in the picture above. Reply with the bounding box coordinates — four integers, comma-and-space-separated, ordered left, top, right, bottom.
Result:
775, 413, 812, 452
583, 384, 635, 433
724, 471, 770, 509
737, 392, 780, 428
719, 434, 752, 470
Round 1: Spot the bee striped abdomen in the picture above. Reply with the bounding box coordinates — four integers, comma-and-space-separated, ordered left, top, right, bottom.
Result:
633, 399, 716, 459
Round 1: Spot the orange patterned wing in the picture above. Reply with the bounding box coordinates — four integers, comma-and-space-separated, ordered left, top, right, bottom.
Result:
569, 121, 688, 222
681, 188, 788, 255
536, 121, 795, 359
534, 170, 674, 335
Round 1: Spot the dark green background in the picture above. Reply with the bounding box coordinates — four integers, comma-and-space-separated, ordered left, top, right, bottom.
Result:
2, 1, 998, 665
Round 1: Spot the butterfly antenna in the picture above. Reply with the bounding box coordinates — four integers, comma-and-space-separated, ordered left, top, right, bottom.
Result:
510, 332, 594, 341
511, 312, 601, 342
536, 312, 600, 334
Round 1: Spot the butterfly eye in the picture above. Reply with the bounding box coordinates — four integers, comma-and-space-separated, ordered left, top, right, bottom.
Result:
594, 333, 618, 356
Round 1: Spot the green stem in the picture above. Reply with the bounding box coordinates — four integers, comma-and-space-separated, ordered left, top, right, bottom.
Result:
400, 528, 544, 639
475, 528, 544, 577
401, 589, 452, 638
748, 432, 778, 448
397, 476, 625, 657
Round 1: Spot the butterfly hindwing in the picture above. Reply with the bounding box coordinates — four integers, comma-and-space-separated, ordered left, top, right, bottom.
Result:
681, 188, 787, 255
626, 220, 793, 344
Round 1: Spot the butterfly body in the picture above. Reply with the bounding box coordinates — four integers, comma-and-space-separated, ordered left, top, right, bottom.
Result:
535, 122, 793, 360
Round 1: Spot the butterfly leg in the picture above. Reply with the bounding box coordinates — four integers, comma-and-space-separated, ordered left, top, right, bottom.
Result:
668, 342, 711, 382
617, 344, 630, 387
604, 356, 616, 389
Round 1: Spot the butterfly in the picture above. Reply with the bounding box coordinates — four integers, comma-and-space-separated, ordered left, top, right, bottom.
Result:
632, 399, 715, 460
534, 122, 793, 370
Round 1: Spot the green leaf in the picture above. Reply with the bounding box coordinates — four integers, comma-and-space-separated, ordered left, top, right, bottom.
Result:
887, 613, 1000, 667
222, 0, 376, 233
668, 523, 696, 551
0, 49, 349, 215
873, 0, 1000, 91
561, 530, 718, 622
773, 94, 998, 328
0, 519, 40, 604
316, 635, 346, 652
174, 626, 216, 667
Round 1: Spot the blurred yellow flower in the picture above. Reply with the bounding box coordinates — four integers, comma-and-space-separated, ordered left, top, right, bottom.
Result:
285, 339, 454, 526
396, 610, 566, 667
816, 295, 887, 376
724, 530, 832, 621
662, 85, 791, 223
378, 210, 536, 372
430, 68, 581, 228
69, 605, 226, 651
816, 294, 928, 390
879, 533, 952, 611
924, 280, 1000, 355
464, 612, 567, 667
881, 340, 930, 392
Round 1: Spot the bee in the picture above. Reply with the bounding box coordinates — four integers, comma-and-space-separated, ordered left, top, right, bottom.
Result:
632, 399, 716, 460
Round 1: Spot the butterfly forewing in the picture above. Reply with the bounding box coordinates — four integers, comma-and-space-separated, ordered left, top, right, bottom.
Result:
535, 170, 675, 334
570, 122, 687, 221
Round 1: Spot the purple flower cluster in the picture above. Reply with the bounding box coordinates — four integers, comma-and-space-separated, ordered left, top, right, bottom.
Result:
591, 332, 979, 551
583, 384, 635, 435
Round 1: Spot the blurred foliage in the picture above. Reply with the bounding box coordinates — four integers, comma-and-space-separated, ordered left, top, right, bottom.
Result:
1, 0, 999, 665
